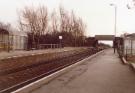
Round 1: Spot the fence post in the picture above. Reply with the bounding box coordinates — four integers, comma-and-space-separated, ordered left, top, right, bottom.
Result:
126, 46, 127, 61
51, 44, 52, 49
131, 39, 133, 55
7, 34, 10, 52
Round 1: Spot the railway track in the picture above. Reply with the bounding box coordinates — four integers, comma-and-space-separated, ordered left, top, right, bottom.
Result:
0, 48, 101, 93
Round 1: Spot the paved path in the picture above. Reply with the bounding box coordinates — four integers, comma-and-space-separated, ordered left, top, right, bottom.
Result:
31, 49, 135, 93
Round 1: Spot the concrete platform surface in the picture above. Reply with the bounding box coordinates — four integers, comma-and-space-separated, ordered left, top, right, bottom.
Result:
31, 49, 135, 93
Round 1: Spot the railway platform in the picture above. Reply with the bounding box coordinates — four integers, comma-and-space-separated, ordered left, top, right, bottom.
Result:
0, 47, 79, 60
27, 49, 135, 93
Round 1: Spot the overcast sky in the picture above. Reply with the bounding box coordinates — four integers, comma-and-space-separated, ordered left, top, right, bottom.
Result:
0, 0, 135, 38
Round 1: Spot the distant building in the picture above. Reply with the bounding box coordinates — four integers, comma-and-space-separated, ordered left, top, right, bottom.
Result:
85, 37, 98, 47
0, 28, 27, 52
122, 33, 135, 55
0, 28, 10, 51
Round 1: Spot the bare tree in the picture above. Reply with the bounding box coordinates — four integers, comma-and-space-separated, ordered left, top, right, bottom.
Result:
58, 6, 86, 46
36, 6, 48, 47
70, 11, 86, 46
51, 10, 59, 34
18, 6, 48, 49
59, 6, 71, 33
18, 5, 86, 48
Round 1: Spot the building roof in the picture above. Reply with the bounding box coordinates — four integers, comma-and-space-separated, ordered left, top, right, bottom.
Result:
8, 30, 27, 36
124, 33, 135, 39
0, 28, 9, 34
126, 33, 135, 37
0, 27, 27, 36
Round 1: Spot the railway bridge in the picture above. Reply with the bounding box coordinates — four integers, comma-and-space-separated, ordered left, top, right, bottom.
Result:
95, 35, 122, 53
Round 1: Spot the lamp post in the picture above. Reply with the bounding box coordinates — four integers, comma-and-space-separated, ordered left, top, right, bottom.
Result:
110, 3, 117, 37
127, 1, 135, 9
110, 3, 117, 53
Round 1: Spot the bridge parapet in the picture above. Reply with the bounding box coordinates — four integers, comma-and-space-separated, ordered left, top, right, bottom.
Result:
95, 35, 115, 40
